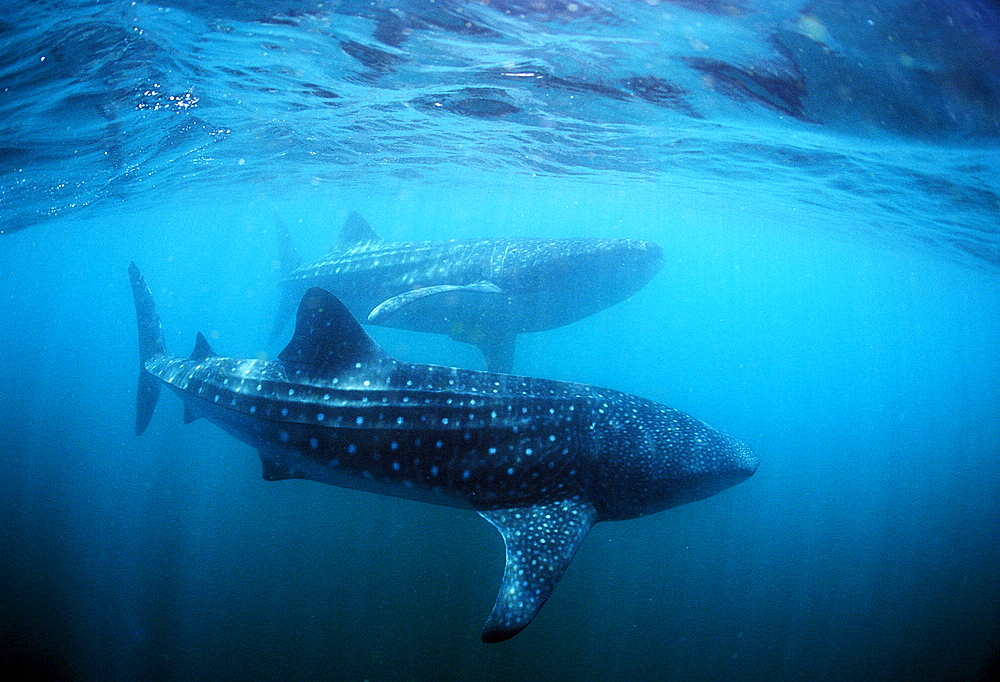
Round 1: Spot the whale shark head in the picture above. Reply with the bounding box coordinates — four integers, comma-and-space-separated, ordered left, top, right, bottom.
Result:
664, 431, 758, 508
590, 399, 759, 520
499, 238, 664, 329
502, 237, 663, 289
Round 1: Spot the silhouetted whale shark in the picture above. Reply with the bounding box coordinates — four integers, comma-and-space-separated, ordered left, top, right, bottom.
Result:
130, 262, 756, 642
272, 213, 664, 373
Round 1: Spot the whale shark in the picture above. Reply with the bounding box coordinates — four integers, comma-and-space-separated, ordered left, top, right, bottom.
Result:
130, 262, 756, 642
271, 213, 664, 374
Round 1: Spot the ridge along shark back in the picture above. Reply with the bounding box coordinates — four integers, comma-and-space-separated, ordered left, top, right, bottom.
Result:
130, 263, 757, 642
271, 212, 665, 374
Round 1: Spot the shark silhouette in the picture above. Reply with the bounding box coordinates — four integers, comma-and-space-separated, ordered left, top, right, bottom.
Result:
272, 213, 664, 373
130, 263, 756, 642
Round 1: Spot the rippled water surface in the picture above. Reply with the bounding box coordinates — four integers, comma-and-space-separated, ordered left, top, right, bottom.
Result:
2, 1, 999, 680
3, 0, 999, 263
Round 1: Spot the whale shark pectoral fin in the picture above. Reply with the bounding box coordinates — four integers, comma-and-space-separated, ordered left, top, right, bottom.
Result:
367, 283, 514, 370
477, 499, 597, 643
367, 282, 508, 326
182, 403, 200, 424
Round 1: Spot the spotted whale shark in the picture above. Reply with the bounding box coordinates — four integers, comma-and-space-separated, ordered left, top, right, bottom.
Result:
272, 213, 664, 374
130, 263, 756, 642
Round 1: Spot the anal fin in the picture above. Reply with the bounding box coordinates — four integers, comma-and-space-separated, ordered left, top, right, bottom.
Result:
477, 499, 597, 643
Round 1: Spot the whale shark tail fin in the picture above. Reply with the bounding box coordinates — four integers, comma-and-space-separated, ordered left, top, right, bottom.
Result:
275, 214, 302, 276
271, 283, 298, 345
128, 262, 166, 436
478, 499, 597, 643
271, 214, 303, 344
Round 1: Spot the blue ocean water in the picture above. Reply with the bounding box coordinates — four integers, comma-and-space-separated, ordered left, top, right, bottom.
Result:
2, 1, 999, 680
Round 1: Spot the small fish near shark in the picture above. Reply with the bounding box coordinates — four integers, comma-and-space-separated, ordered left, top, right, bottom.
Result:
272, 212, 664, 374
130, 263, 757, 642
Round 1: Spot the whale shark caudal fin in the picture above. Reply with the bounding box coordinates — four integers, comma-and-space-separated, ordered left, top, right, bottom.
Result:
278, 287, 390, 373
275, 215, 303, 276
367, 282, 517, 373
128, 263, 166, 436
335, 211, 382, 248
478, 499, 597, 643
270, 283, 299, 345
270, 216, 304, 344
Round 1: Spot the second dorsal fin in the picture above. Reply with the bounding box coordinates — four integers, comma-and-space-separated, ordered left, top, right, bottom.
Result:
189, 332, 217, 362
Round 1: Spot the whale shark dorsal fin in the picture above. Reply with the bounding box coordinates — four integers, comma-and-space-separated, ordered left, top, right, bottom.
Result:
189, 332, 217, 362
477, 499, 597, 643
278, 288, 389, 373
336, 211, 381, 249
